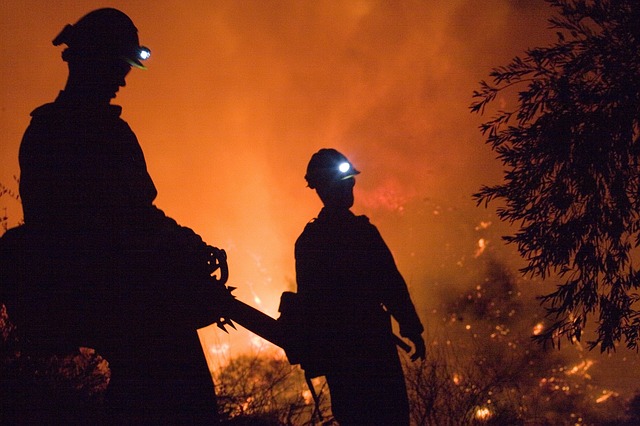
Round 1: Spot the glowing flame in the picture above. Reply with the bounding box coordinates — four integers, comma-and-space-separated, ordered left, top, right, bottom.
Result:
452, 373, 461, 385
566, 359, 594, 377
473, 238, 487, 258
533, 322, 544, 336
475, 221, 492, 230
596, 390, 618, 403
241, 396, 254, 412
475, 407, 493, 422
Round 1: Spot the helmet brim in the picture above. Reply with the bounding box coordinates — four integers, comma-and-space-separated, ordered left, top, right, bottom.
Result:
123, 56, 147, 69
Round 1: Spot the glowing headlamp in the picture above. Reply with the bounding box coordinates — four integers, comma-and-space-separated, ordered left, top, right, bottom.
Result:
123, 46, 151, 69
338, 162, 351, 174
337, 161, 359, 181
138, 46, 151, 60
304, 149, 360, 188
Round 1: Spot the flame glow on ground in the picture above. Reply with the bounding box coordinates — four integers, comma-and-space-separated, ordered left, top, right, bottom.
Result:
1, 0, 639, 401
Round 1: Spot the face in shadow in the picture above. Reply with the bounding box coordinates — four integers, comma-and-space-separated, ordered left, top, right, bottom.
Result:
66, 58, 132, 103
316, 177, 356, 209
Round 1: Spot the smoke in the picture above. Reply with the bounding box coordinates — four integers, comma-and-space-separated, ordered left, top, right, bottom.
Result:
0, 0, 584, 367
133, 0, 553, 289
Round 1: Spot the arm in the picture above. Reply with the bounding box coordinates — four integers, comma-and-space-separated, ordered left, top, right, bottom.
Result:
368, 224, 426, 360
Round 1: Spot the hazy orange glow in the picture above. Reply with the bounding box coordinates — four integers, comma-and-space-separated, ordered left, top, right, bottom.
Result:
2, 0, 639, 393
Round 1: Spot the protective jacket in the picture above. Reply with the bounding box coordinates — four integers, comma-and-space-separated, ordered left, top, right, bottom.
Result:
3, 91, 219, 423
20, 91, 171, 242
295, 207, 423, 425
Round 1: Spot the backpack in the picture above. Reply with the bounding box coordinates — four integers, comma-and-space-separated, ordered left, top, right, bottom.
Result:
277, 291, 327, 379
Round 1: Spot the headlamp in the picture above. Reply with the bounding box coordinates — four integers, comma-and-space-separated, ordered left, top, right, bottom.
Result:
305, 148, 360, 189
337, 161, 359, 181
138, 46, 151, 60
338, 162, 351, 174
123, 46, 151, 69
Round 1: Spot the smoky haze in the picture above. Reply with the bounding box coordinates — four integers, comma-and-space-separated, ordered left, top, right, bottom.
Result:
6, 0, 638, 394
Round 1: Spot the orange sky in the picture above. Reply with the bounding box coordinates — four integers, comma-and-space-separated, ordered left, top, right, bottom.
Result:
3, 0, 638, 391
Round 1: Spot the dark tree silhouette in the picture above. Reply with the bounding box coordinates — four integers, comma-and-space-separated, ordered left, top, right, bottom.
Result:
214, 353, 332, 425
471, 0, 640, 351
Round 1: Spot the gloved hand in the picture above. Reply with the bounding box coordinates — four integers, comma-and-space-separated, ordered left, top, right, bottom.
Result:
409, 334, 426, 361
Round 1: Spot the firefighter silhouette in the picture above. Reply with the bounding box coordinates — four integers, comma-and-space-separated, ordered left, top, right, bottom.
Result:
0, 8, 230, 423
294, 148, 426, 425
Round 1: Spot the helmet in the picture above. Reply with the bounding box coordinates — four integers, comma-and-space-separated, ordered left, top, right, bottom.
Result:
304, 148, 360, 189
52, 8, 150, 69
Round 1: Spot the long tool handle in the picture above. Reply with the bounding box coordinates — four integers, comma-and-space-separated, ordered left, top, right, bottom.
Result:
226, 296, 412, 355
393, 334, 412, 353
226, 297, 287, 348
